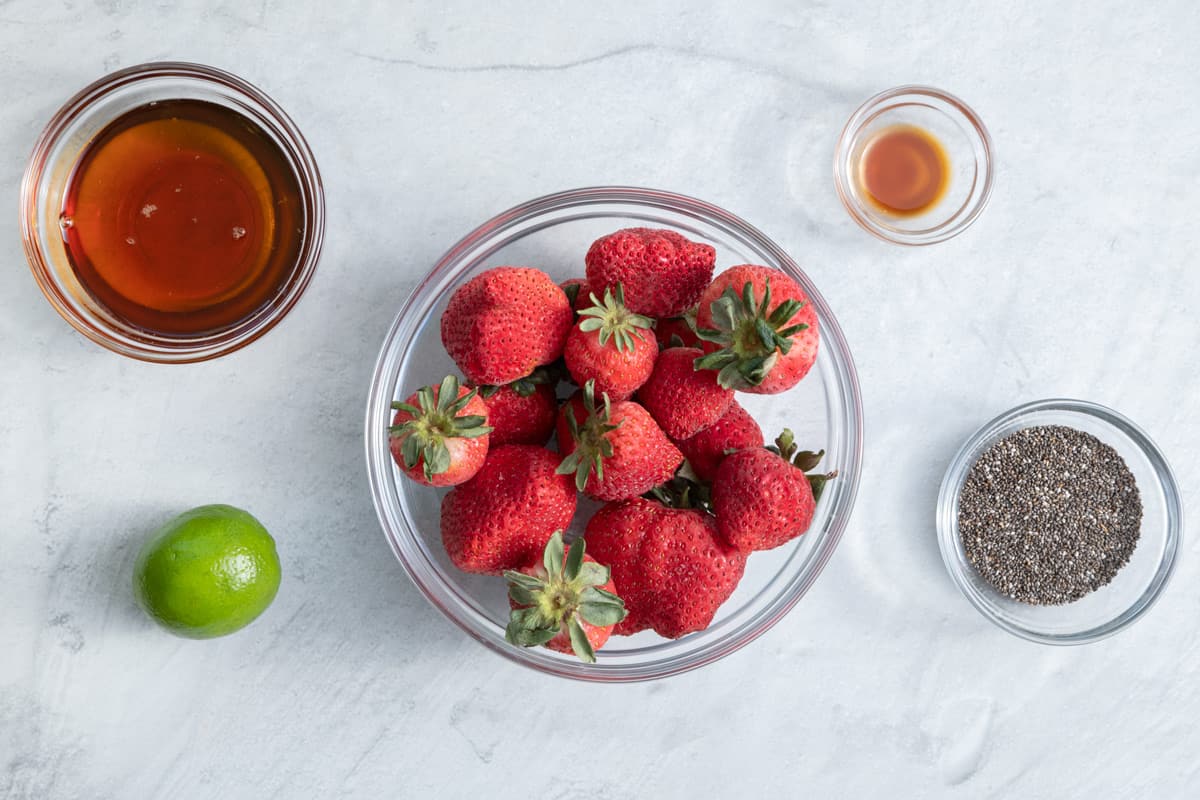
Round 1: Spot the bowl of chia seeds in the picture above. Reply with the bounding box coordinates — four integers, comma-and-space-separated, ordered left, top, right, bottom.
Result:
936, 398, 1183, 644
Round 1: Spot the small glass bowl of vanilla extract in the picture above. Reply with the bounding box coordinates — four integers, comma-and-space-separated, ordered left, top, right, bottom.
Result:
21, 62, 324, 363
834, 86, 993, 246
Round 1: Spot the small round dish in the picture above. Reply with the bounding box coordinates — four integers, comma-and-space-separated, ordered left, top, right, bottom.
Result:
365, 186, 864, 682
834, 85, 993, 246
20, 62, 325, 363
936, 399, 1182, 644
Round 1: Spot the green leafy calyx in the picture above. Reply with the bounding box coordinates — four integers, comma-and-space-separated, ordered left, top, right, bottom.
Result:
555, 380, 623, 492
388, 375, 492, 480
657, 306, 699, 352
766, 428, 839, 502
645, 459, 712, 513
694, 279, 809, 390
504, 532, 627, 663
577, 283, 653, 353
477, 365, 555, 399
561, 280, 584, 309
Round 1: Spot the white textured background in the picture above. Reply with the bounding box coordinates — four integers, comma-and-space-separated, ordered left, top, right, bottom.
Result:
3, 2, 1199, 797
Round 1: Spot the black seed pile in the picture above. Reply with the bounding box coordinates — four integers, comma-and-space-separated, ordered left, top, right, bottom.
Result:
957, 425, 1142, 605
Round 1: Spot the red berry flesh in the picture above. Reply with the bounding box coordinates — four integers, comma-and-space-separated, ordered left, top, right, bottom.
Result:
674, 400, 763, 482
637, 347, 732, 440
441, 267, 573, 385
585, 228, 715, 318
712, 448, 816, 552
639, 507, 747, 639
441, 445, 576, 574
481, 382, 557, 447
584, 498, 664, 636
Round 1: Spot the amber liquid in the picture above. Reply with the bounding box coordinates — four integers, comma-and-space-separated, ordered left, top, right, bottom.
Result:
858, 125, 949, 216
61, 99, 303, 336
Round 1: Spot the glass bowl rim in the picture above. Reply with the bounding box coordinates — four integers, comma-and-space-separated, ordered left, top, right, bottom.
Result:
833, 84, 995, 246
19, 60, 326, 364
363, 185, 865, 682
935, 397, 1184, 645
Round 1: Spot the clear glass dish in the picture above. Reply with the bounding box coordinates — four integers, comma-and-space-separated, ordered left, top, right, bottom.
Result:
364, 187, 864, 681
936, 399, 1183, 644
834, 85, 993, 246
20, 62, 325, 363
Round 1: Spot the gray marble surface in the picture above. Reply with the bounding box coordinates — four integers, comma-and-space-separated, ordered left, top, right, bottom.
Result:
3, 1, 1199, 797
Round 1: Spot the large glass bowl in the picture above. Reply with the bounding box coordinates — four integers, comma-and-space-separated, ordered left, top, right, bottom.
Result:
365, 187, 863, 681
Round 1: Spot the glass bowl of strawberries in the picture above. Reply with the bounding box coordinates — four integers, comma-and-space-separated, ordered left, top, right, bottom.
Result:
365, 187, 863, 681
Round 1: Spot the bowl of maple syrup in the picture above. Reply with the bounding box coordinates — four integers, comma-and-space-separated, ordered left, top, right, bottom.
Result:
20, 62, 324, 362
834, 85, 993, 246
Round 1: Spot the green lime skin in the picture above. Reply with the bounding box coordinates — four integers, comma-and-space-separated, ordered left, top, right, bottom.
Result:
133, 504, 281, 639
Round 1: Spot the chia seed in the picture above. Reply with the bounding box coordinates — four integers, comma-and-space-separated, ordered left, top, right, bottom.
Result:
957, 425, 1142, 605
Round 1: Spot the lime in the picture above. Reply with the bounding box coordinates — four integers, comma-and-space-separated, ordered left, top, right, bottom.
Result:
133, 504, 281, 639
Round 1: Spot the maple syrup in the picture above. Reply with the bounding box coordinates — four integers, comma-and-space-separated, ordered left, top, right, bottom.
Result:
60, 99, 304, 336
858, 125, 949, 216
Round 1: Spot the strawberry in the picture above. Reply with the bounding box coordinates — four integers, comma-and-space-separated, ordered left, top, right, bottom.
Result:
653, 309, 700, 350
583, 498, 664, 635
556, 381, 682, 502
388, 375, 492, 487
674, 400, 763, 482
441, 445, 577, 574
585, 228, 716, 318
694, 265, 819, 394
559, 278, 593, 314
636, 346, 733, 440
441, 266, 573, 385
584, 499, 746, 639
639, 507, 746, 638
504, 531, 626, 663
478, 370, 557, 447
712, 429, 835, 552
563, 284, 656, 402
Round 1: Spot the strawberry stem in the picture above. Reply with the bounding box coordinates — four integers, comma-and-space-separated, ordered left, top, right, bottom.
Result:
561, 281, 583, 308
693, 278, 809, 390
577, 283, 653, 353
645, 460, 713, 513
504, 532, 627, 663
388, 375, 493, 480
478, 365, 558, 399
555, 380, 623, 492
808, 470, 839, 502
766, 428, 837, 501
